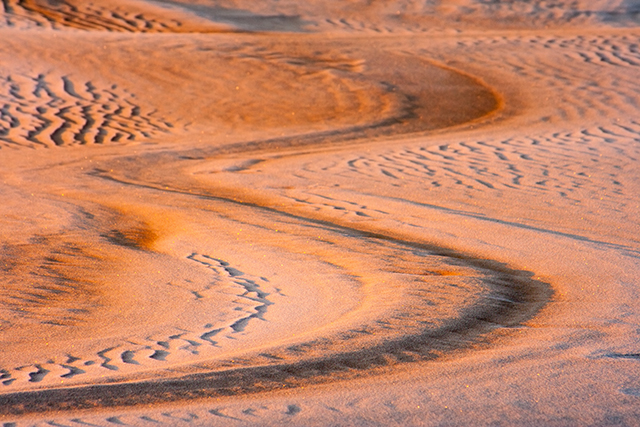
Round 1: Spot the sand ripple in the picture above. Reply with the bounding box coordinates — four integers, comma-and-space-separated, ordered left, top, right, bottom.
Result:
1, 1, 639, 426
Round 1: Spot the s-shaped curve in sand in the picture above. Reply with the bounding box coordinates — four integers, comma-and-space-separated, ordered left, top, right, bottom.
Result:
1, 1, 640, 426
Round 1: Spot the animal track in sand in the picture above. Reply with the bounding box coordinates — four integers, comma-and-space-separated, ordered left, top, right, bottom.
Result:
0, 402, 311, 426
0, 249, 275, 393
0, 13, 570, 420
186, 254, 273, 335
0, 207, 551, 415
0, 74, 174, 149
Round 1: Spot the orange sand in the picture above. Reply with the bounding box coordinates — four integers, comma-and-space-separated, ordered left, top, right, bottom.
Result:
1, 1, 639, 426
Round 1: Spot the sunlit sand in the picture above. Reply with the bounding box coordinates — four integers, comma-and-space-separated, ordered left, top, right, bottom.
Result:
1, 1, 639, 425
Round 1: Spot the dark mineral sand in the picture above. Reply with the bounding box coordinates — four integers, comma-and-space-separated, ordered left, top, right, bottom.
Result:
1, 1, 639, 426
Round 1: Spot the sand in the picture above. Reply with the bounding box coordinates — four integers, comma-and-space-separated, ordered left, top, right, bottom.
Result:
0, 0, 639, 426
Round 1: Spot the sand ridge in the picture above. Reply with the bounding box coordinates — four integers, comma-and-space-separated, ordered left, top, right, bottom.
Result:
1, 0, 640, 426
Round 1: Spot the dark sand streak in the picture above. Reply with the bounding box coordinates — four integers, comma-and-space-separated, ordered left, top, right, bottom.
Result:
0, 244, 550, 416
0, 16, 549, 420
0, 160, 552, 416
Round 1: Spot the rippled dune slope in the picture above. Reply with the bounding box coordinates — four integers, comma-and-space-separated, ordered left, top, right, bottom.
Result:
0, 1, 639, 426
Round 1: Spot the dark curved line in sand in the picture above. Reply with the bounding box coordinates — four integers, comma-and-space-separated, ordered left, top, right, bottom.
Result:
1, 41, 503, 152
0, 174, 552, 415
179, 56, 504, 158
0, 40, 535, 417
0, 281, 549, 415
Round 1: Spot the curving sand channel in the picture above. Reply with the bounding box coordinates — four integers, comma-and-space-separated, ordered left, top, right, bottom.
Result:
1, 0, 639, 426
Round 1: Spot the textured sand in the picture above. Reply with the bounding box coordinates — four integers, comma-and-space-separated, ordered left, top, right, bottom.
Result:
1, 1, 639, 426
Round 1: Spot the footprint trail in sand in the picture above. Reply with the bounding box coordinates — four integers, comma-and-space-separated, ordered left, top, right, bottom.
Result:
1, 0, 640, 426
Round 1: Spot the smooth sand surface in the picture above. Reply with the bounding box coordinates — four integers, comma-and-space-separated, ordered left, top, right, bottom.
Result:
1, 1, 639, 426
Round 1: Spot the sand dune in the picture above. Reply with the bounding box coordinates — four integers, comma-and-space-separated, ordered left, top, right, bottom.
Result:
1, 0, 639, 426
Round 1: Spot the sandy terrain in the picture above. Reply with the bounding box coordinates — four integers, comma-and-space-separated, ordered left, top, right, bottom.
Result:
0, 0, 639, 425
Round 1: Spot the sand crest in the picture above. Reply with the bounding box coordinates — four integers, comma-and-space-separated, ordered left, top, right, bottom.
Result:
1, 0, 639, 426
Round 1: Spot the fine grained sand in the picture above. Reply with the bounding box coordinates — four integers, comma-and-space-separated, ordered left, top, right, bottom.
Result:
1, 1, 639, 426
